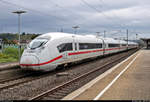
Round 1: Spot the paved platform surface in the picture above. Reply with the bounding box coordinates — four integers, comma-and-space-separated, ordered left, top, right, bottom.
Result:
63, 49, 150, 100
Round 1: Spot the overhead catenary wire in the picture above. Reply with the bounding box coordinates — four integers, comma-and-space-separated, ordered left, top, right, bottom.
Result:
47, 0, 85, 20
77, 0, 132, 39
48, 0, 75, 14
80, 0, 110, 19
97, 0, 125, 28
79, 0, 122, 27
76, 0, 114, 28
0, 0, 122, 29
0, 0, 65, 21
0, 0, 140, 37
0, 0, 74, 33
79, 0, 130, 34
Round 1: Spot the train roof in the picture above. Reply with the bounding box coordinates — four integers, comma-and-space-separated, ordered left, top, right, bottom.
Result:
36, 32, 137, 45
38, 32, 100, 41
38, 32, 107, 40
36, 32, 74, 40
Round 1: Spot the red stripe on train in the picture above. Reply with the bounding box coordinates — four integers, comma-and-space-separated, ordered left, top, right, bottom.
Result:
68, 47, 123, 55
20, 55, 63, 66
68, 49, 104, 55
20, 47, 127, 66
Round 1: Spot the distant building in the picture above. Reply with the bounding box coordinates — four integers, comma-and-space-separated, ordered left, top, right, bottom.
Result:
141, 38, 150, 49
12, 40, 31, 45
20, 40, 32, 45
14, 40, 18, 44
0, 39, 2, 51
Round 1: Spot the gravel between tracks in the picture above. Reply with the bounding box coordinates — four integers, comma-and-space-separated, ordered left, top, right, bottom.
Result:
0, 50, 136, 100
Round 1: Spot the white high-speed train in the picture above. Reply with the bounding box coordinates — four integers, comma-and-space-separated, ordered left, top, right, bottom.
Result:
20, 32, 138, 71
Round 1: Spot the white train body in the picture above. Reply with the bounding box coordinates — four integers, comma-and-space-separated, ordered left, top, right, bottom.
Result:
20, 32, 138, 71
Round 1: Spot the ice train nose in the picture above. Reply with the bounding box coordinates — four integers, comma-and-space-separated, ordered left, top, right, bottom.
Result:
20, 55, 39, 66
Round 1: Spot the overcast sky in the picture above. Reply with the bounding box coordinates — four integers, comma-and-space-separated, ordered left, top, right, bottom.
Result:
0, 0, 150, 39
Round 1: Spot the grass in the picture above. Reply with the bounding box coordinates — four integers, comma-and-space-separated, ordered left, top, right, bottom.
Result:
0, 57, 18, 63
0, 47, 24, 63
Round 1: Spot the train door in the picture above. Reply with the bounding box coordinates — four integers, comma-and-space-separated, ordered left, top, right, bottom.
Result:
62, 52, 68, 59
104, 42, 109, 55
72, 36, 78, 60
102, 40, 106, 56
59, 43, 72, 60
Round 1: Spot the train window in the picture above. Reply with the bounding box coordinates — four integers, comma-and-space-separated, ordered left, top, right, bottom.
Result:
122, 44, 126, 46
79, 43, 102, 50
108, 44, 120, 48
57, 43, 73, 53
128, 44, 134, 46
28, 38, 49, 49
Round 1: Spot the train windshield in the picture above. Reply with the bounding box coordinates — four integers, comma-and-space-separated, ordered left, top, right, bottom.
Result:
28, 38, 49, 49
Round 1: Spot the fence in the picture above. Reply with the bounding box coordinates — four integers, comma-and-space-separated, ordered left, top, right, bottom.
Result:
3, 44, 26, 49
0, 44, 27, 53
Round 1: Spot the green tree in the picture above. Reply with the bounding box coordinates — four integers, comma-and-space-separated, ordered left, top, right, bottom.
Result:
3, 38, 9, 44
22, 32, 26, 35
31, 34, 39, 40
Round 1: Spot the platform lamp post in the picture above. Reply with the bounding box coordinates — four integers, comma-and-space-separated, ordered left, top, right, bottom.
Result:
126, 29, 129, 50
104, 30, 106, 38
96, 32, 100, 37
12, 10, 27, 61
72, 26, 80, 34
136, 34, 138, 41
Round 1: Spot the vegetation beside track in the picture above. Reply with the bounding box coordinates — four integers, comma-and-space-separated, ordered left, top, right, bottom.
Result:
0, 47, 24, 63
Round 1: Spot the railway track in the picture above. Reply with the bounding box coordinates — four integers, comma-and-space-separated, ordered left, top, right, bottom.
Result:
29, 48, 139, 100
0, 70, 61, 91
0, 49, 135, 91
0, 63, 34, 84
0, 69, 35, 84
0, 48, 138, 100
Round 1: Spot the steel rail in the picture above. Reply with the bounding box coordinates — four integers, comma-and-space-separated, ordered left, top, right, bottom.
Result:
29, 48, 138, 100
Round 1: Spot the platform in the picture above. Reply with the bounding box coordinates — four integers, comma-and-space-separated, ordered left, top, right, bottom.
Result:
63, 49, 150, 100
0, 62, 19, 71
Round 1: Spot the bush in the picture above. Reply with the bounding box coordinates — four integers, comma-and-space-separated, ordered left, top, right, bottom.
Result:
0, 47, 24, 63
3, 47, 24, 60
3, 47, 18, 59
0, 53, 11, 58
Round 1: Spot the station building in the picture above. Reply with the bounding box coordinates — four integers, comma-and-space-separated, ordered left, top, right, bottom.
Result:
141, 38, 150, 49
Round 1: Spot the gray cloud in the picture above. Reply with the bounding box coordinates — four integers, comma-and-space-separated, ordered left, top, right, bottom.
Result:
0, 0, 150, 39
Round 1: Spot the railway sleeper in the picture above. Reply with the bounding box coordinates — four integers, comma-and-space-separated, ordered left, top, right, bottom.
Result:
60, 88, 73, 92
42, 96, 59, 100
46, 94, 64, 99
63, 87, 77, 91
52, 92, 67, 97
57, 90, 70, 94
